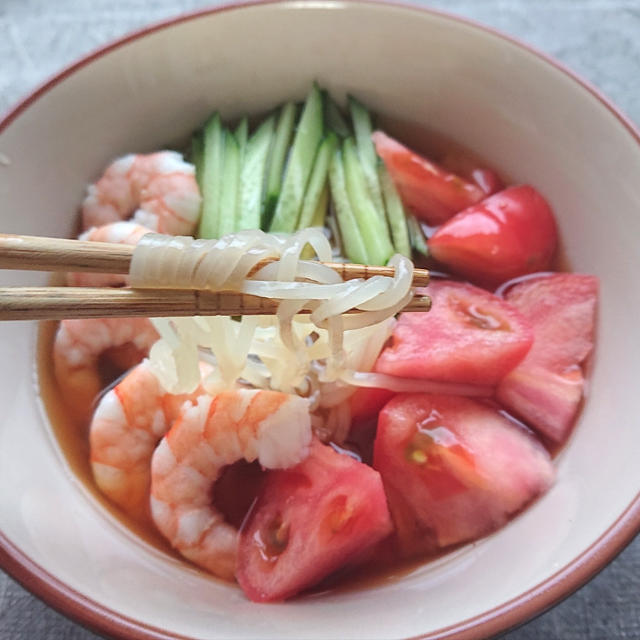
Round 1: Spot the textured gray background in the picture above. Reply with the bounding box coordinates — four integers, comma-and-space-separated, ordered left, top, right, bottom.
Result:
0, 0, 639, 638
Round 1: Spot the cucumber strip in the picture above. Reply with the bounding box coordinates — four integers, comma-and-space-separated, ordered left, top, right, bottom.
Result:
327, 210, 343, 256
300, 185, 330, 259
237, 115, 275, 231
234, 117, 249, 152
191, 132, 204, 191
297, 132, 338, 230
263, 102, 297, 226
234, 118, 249, 233
217, 130, 241, 237
329, 148, 369, 265
342, 138, 394, 265
407, 213, 430, 257
269, 85, 325, 233
349, 96, 386, 222
325, 92, 351, 138
378, 161, 411, 257
198, 113, 225, 239
310, 183, 330, 227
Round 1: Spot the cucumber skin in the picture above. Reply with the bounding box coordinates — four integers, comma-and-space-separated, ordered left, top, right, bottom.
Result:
349, 96, 386, 223
198, 113, 225, 239
217, 131, 241, 237
297, 132, 338, 231
263, 102, 297, 227
237, 115, 275, 231
270, 85, 325, 233
379, 161, 411, 257
329, 148, 369, 265
342, 138, 394, 265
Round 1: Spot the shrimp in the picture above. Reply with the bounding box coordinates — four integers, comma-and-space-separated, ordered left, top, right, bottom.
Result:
81, 151, 202, 236
67, 221, 151, 288
150, 390, 312, 580
53, 317, 159, 425
90, 359, 208, 518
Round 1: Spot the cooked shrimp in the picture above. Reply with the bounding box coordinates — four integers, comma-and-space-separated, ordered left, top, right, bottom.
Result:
53, 317, 159, 425
90, 359, 208, 518
150, 390, 312, 580
81, 151, 201, 235
67, 221, 151, 288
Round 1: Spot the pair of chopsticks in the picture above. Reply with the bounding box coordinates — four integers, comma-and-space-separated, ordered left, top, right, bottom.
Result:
0, 233, 431, 321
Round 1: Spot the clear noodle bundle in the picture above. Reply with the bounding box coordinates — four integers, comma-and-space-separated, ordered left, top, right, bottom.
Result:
129, 229, 485, 442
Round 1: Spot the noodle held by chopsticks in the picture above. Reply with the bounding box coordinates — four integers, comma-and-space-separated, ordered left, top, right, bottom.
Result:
128, 229, 488, 443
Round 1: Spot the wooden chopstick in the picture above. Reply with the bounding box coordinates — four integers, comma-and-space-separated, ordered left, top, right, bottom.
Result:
0, 287, 432, 321
0, 233, 432, 321
0, 233, 430, 287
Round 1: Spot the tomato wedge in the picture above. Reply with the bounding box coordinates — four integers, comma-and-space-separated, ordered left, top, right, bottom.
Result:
373, 394, 554, 555
496, 273, 598, 443
375, 280, 533, 385
428, 185, 558, 287
237, 439, 393, 602
372, 131, 486, 225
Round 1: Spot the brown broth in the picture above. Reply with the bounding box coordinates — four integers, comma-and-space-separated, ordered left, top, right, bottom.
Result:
36, 119, 582, 598
38, 317, 461, 592
37, 319, 180, 559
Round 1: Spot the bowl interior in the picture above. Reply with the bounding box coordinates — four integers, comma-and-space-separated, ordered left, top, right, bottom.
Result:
1, 2, 640, 639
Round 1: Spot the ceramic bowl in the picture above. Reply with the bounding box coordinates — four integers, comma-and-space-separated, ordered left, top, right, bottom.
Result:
1, 2, 639, 639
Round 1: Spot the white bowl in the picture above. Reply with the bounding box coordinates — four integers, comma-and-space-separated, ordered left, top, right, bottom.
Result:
1, 2, 639, 639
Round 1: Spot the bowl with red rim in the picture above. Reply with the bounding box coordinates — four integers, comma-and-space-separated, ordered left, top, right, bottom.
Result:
0, 1, 639, 639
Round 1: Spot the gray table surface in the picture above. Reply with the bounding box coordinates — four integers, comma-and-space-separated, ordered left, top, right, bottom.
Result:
0, 0, 639, 638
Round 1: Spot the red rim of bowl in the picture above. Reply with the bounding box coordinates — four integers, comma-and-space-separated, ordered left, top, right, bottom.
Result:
0, 2, 638, 639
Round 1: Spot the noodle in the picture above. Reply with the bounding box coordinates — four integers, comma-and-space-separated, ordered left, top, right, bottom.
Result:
129, 229, 422, 441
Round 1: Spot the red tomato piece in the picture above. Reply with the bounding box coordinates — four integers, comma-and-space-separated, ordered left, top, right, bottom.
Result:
237, 439, 393, 602
374, 280, 533, 385
496, 273, 598, 443
428, 185, 558, 287
372, 130, 485, 225
373, 394, 554, 555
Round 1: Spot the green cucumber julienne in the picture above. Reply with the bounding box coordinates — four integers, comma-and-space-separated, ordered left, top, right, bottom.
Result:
406, 213, 429, 257
233, 117, 249, 233
328, 148, 369, 265
263, 101, 297, 227
324, 92, 351, 138
191, 132, 204, 192
237, 115, 275, 231
349, 96, 386, 223
310, 183, 330, 228
297, 132, 338, 230
217, 130, 241, 237
378, 160, 411, 257
234, 117, 249, 153
198, 113, 225, 239
342, 137, 394, 265
269, 84, 325, 233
